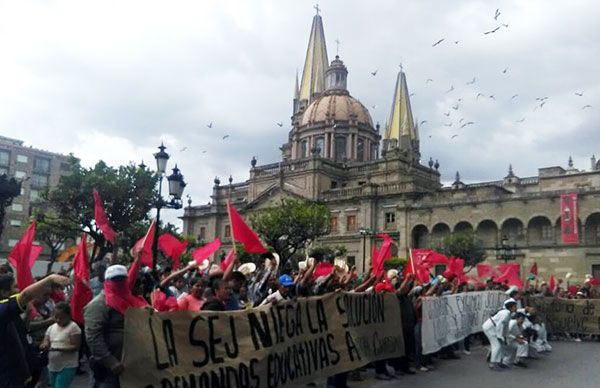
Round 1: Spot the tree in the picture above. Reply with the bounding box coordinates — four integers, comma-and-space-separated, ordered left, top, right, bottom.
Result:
34, 211, 79, 274
0, 174, 21, 241
250, 198, 330, 270
439, 231, 487, 271
45, 156, 159, 262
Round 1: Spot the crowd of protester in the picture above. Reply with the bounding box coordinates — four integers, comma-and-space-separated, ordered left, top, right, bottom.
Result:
1, 252, 599, 388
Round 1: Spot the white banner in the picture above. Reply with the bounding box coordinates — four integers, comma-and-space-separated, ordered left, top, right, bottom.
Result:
421, 291, 505, 354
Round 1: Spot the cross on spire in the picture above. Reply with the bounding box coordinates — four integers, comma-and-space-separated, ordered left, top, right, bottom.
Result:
335, 38, 340, 55
314, 3, 321, 15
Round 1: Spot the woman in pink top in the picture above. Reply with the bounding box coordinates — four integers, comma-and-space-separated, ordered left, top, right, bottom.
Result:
177, 277, 206, 312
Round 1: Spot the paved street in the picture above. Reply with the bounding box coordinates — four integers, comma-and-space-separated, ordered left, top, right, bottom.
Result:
353, 341, 600, 388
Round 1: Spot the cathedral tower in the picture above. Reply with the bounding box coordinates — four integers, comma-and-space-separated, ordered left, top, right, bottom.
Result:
383, 69, 419, 161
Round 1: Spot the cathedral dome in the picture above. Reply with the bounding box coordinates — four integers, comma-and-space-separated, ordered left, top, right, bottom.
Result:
299, 91, 373, 128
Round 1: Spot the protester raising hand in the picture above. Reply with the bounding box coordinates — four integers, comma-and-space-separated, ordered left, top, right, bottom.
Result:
19, 274, 71, 308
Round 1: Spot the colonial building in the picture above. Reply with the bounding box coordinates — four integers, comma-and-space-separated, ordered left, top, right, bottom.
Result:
182, 13, 600, 282
0, 135, 72, 268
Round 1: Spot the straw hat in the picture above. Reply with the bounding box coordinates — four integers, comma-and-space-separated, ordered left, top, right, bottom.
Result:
387, 269, 399, 280
197, 259, 210, 271
265, 252, 280, 270
238, 262, 256, 276
334, 258, 349, 273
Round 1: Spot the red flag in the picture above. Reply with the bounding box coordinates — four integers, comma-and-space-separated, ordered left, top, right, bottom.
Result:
443, 257, 465, 282
226, 202, 268, 254
132, 220, 156, 268
372, 234, 393, 275
158, 233, 188, 269
495, 264, 523, 289
8, 221, 37, 290
548, 274, 556, 292
529, 262, 538, 276
314, 261, 335, 278
93, 189, 116, 243
191, 238, 222, 264
404, 249, 434, 282
424, 251, 449, 266
220, 249, 236, 272
560, 193, 579, 244
71, 234, 93, 325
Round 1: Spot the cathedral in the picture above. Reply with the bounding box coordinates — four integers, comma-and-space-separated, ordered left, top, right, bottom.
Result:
182, 12, 600, 282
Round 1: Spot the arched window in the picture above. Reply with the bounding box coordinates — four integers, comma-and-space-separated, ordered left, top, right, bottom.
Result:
357, 138, 365, 162
335, 136, 347, 161
315, 137, 324, 156
300, 140, 308, 158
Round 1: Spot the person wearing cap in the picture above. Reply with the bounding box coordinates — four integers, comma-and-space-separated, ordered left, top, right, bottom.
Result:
482, 298, 518, 370
84, 265, 147, 388
503, 312, 529, 368
259, 274, 294, 306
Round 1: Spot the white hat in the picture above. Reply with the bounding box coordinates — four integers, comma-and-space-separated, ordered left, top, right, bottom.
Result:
565, 272, 573, 279
334, 258, 349, 273
265, 252, 280, 270
238, 262, 256, 276
387, 269, 399, 280
198, 259, 210, 271
298, 261, 307, 271
504, 298, 517, 307
505, 285, 519, 295
105, 265, 128, 280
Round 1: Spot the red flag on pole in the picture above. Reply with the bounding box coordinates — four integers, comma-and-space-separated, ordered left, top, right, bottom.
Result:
93, 189, 116, 243
71, 234, 93, 325
132, 220, 156, 268
191, 238, 222, 264
8, 221, 37, 290
548, 274, 556, 292
560, 193, 579, 244
220, 249, 236, 272
529, 262, 538, 276
372, 234, 393, 275
226, 202, 268, 254
158, 233, 188, 269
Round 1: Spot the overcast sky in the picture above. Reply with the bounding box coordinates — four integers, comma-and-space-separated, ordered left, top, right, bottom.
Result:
1, 0, 599, 227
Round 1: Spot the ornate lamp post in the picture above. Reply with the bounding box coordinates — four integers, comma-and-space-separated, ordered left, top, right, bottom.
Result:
495, 234, 518, 264
358, 227, 374, 273
152, 143, 187, 269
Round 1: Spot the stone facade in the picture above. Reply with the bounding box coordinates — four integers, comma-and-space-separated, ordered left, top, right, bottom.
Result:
182, 14, 600, 283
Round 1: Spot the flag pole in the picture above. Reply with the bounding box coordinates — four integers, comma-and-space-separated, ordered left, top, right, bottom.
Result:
226, 201, 237, 254
409, 248, 415, 273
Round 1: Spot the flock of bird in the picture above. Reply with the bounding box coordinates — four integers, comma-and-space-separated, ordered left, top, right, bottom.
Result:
366, 7, 594, 142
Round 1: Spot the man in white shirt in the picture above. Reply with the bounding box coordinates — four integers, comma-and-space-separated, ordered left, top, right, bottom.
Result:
482, 298, 518, 370
504, 312, 528, 368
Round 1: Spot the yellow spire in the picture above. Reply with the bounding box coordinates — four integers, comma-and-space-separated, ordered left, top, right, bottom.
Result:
385, 70, 416, 142
299, 14, 329, 102
294, 69, 300, 99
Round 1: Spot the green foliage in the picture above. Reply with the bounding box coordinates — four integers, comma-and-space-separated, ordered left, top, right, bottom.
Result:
308, 245, 348, 262
383, 257, 407, 271
439, 231, 487, 270
0, 174, 21, 241
45, 156, 159, 262
249, 198, 330, 269
33, 210, 79, 274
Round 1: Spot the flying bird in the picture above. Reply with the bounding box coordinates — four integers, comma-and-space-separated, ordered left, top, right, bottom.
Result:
460, 121, 475, 128
575, 92, 584, 96
371, 105, 377, 109
489, 95, 496, 100
371, 69, 378, 76
444, 111, 451, 117
444, 123, 453, 127
445, 85, 455, 93
511, 94, 519, 100
180, 147, 188, 152
451, 134, 459, 139
466, 77, 477, 85
432, 38, 445, 47
454, 40, 460, 44
476, 93, 485, 99
222, 135, 230, 139
502, 67, 509, 74
484, 26, 501, 35
582, 105, 593, 109
459, 118, 465, 124
452, 104, 460, 110
420, 120, 428, 125
535, 97, 549, 101
202, 150, 207, 153
276, 122, 283, 127
516, 118, 526, 123
502, 23, 509, 28
410, 93, 416, 97
207, 122, 213, 128
426, 78, 434, 83
494, 8, 501, 20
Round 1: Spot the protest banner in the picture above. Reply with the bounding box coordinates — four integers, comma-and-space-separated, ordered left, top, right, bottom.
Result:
527, 297, 600, 335
121, 292, 404, 388
421, 291, 504, 354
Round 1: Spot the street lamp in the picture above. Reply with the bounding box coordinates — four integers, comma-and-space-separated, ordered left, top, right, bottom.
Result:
151, 143, 186, 269
496, 234, 518, 264
358, 227, 374, 273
